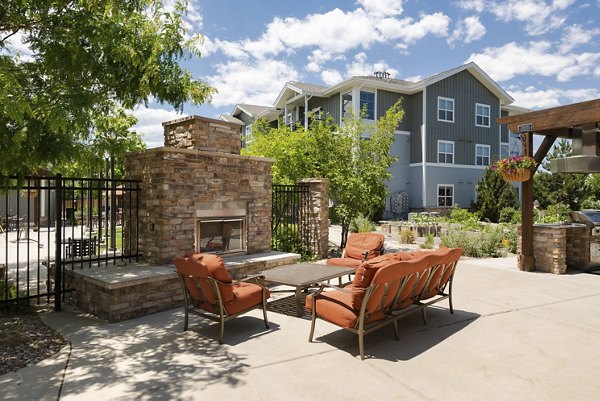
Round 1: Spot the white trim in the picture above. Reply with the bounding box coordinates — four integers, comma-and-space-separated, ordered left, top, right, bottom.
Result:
437, 140, 455, 164
475, 143, 491, 166
475, 103, 491, 127
437, 96, 455, 123
410, 162, 488, 170
421, 88, 427, 207
437, 184, 455, 207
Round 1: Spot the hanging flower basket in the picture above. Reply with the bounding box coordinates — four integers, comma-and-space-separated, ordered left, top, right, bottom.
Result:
493, 156, 537, 182
501, 169, 531, 182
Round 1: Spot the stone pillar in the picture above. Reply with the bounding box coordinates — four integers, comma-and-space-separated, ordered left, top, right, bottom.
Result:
299, 178, 329, 259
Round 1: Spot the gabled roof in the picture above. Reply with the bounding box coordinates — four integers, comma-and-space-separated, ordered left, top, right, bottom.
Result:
274, 62, 514, 108
232, 103, 278, 118
219, 114, 244, 125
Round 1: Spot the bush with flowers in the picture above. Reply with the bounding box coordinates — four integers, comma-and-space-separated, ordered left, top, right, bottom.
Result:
492, 156, 537, 174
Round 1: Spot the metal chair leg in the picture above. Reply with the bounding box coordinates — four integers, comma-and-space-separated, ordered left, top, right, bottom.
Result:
219, 316, 225, 344
421, 307, 427, 325
359, 331, 365, 360
308, 297, 317, 342
183, 307, 189, 331
262, 292, 270, 328
393, 320, 399, 340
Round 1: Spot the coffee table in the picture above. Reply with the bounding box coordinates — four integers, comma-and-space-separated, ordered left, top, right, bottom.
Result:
261, 263, 356, 316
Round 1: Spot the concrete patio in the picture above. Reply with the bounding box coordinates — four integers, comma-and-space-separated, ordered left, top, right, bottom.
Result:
2, 256, 600, 400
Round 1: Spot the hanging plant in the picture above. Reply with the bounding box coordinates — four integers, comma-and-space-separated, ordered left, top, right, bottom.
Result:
493, 156, 537, 182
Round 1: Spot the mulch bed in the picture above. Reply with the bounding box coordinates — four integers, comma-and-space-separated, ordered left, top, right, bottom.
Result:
0, 310, 67, 376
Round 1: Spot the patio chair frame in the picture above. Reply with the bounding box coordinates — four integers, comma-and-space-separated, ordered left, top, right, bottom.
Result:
177, 273, 270, 344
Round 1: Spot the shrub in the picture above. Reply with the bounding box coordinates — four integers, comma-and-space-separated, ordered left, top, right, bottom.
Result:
272, 224, 311, 260
399, 228, 415, 244
447, 206, 482, 231
535, 203, 571, 223
441, 226, 506, 258
420, 233, 435, 249
349, 213, 376, 233
499, 207, 521, 224
500, 223, 518, 253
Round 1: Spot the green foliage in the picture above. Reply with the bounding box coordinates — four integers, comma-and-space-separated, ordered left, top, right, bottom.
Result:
420, 233, 435, 249
399, 228, 416, 244
534, 139, 587, 210
271, 224, 312, 260
0, 0, 215, 181
581, 198, 600, 209
349, 214, 376, 233
247, 100, 405, 248
494, 155, 537, 173
499, 207, 521, 224
0, 278, 33, 311
441, 226, 506, 258
474, 167, 519, 222
447, 206, 482, 230
534, 203, 571, 223
499, 223, 518, 253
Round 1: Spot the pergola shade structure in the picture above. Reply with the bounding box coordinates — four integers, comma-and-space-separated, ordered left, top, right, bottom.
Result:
497, 98, 600, 271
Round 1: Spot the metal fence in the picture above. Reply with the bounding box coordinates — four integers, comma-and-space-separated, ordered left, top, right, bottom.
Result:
0, 174, 141, 310
271, 183, 316, 256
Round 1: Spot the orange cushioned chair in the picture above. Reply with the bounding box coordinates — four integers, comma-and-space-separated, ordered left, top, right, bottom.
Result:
173, 252, 270, 344
327, 232, 385, 268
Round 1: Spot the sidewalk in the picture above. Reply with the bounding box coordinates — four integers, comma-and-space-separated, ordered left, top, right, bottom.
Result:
3, 255, 600, 400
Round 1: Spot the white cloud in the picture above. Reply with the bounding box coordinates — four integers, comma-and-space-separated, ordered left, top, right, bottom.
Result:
509, 86, 600, 109
321, 69, 344, 86
345, 52, 399, 77
378, 13, 451, 45
559, 24, 600, 54
466, 41, 600, 81
489, 0, 575, 35
357, 0, 404, 16
204, 59, 299, 107
132, 107, 188, 149
454, 0, 486, 12
305, 49, 335, 73
3, 31, 35, 61
448, 15, 486, 45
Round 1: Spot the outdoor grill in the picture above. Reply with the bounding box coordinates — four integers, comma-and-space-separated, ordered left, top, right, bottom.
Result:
568, 210, 600, 267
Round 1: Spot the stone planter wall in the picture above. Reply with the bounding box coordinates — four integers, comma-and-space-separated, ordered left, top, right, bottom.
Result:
163, 115, 241, 155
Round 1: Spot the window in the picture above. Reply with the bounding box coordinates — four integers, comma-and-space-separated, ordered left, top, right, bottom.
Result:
438, 140, 454, 164
244, 124, 253, 145
438, 185, 454, 207
342, 91, 353, 119
360, 91, 375, 120
476, 144, 490, 166
501, 143, 510, 158
475, 103, 490, 127
438, 97, 454, 122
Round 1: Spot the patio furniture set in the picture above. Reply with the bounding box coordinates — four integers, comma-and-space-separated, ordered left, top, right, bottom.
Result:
174, 232, 462, 359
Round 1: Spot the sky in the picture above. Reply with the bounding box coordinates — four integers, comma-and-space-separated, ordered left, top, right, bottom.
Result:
30, 0, 600, 147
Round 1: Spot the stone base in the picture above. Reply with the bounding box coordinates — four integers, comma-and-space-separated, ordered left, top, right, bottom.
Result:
64, 251, 301, 322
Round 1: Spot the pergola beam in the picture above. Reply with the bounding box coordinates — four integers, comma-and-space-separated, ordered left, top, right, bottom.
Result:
498, 98, 600, 133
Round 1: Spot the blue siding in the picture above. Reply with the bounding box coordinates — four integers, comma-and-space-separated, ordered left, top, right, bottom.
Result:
425, 70, 500, 165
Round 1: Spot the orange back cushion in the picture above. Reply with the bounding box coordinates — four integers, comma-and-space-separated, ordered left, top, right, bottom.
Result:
344, 233, 384, 260
175, 253, 234, 304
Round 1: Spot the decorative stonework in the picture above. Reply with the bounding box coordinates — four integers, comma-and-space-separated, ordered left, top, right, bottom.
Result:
124, 148, 274, 264
163, 115, 242, 155
299, 178, 329, 258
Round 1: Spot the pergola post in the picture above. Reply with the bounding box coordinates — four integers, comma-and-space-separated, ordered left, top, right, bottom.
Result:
520, 131, 535, 271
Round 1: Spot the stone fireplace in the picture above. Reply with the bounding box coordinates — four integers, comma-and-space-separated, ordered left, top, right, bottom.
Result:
124, 116, 274, 264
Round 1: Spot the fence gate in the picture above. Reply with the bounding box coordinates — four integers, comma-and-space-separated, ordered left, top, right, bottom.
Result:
272, 184, 315, 256
1, 174, 141, 311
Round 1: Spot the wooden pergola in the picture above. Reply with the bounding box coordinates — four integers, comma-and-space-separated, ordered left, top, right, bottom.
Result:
497, 98, 600, 271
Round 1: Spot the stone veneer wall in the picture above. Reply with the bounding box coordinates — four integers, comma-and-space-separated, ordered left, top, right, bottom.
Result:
518, 224, 591, 274
163, 115, 241, 155
124, 147, 274, 264
299, 178, 329, 259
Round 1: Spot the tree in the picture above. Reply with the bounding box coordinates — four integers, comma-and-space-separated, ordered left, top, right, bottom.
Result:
0, 0, 214, 181
54, 106, 146, 178
534, 139, 587, 210
246, 100, 404, 248
474, 167, 519, 222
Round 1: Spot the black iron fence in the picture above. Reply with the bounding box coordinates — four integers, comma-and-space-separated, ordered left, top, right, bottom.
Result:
272, 183, 316, 256
0, 174, 141, 310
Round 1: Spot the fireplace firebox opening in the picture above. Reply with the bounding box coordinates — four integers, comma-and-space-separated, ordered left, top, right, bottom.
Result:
196, 217, 246, 254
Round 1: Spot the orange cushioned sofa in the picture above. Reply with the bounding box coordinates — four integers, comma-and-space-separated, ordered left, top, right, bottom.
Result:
306, 246, 462, 359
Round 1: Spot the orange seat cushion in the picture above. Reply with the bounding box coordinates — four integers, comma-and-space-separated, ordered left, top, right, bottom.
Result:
305, 288, 385, 329
224, 282, 269, 315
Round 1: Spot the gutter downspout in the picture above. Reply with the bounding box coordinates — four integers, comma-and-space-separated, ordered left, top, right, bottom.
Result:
304, 95, 313, 129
